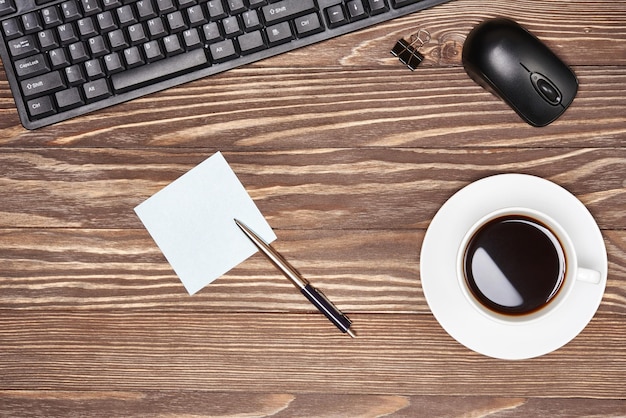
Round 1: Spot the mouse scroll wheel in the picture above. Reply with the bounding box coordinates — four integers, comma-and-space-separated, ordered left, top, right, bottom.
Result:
531, 73, 562, 105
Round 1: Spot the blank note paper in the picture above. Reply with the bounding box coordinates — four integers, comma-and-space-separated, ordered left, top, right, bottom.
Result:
134, 152, 276, 295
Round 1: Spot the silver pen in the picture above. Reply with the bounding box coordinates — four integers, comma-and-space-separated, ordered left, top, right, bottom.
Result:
234, 219, 356, 338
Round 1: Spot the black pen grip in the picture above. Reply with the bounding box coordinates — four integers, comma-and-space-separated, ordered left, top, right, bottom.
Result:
301, 284, 352, 334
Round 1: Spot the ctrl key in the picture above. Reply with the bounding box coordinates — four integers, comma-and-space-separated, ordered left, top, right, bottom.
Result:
27, 95, 56, 119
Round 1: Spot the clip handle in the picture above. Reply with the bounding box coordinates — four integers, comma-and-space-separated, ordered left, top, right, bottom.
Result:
391, 29, 430, 70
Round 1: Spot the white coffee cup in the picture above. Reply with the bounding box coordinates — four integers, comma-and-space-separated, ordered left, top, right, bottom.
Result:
456, 207, 601, 325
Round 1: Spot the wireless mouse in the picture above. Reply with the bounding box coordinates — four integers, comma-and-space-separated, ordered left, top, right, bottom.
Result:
462, 18, 578, 127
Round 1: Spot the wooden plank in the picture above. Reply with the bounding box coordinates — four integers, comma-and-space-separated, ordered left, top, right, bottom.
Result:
0, 67, 624, 148
0, 312, 624, 398
0, 148, 623, 229
0, 228, 624, 315
0, 391, 625, 417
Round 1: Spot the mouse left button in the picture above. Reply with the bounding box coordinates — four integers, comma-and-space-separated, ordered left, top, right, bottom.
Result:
531, 73, 562, 105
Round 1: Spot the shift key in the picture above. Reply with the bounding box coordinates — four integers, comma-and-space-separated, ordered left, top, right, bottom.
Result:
21, 71, 65, 98
262, 0, 315, 24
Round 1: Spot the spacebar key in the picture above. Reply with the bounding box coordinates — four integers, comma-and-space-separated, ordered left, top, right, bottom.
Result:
112, 49, 208, 93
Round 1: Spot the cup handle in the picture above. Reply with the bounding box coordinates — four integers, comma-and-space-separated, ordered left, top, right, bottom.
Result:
576, 267, 602, 284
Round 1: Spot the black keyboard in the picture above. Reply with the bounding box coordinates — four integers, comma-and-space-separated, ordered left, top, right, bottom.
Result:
0, 0, 451, 129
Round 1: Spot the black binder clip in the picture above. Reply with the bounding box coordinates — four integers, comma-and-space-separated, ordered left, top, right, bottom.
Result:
391, 29, 431, 70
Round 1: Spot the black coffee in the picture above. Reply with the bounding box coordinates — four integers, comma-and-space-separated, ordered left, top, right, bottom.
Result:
463, 215, 566, 315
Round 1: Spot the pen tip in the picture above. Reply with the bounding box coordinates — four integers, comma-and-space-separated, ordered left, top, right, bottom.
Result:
346, 328, 357, 338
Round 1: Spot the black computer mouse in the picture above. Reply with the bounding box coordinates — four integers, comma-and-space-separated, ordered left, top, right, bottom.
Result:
462, 18, 578, 127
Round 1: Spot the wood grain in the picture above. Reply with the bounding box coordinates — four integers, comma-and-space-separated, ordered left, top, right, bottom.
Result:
1, 392, 624, 417
1, 312, 625, 398
0, 148, 624, 229
0, 0, 624, 414
1, 228, 624, 315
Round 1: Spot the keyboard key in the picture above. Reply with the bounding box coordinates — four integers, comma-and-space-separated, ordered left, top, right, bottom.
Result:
96, 11, 117, 32
242, 10, 262, 31
208, 39, 237, 62
55, 87, 84, 109
78, 17, 98, 39
112, 48, 208, 92
83, 78, 112, 101
227, 0, 246, 14
202, 22, 221, 42
347, 0, 367, 20
14, 54, 50, 78
48, 48, 70, 68
147, 17, 167, 38
391, 0, 423, 7
263, 0, 315, 24
2, 18, 22, 39
266, 21, 292, 46
102, 0, 122, 10
368, 0, 389, 14
117, 5, 138, 27
187, 5, 208, 27
248, 0, 266, 8
41, 7, 63, 27
143, 40, 164, 61
163, 34, 183, 55
27, 95, 56, 118
0, 0, 16, 17
238, 30, 265, 54
183, 28, 202, 49
81, 0, 102, 16
128, 23, 148, 45
88, 35, 109, 56
222, 16, 242, 38
326, 5, 348, 28
69, 41, 89, 62
8, 35, 39, 58
58, 24, 79, 45
294, 13, 323, 36
166, 11, 186, 33
206, 1, 227, 20
123, 46, 144, 67
61, 1, 82, 21
104, 52, 124, 72
22, 12, 43, 34
156, 0, 176, 14
65, 64, 86, 85
85, 58, 105, 79
136, 0, 157, 20
21, 71, 65, 98
108, 29, 128, 50
38, 30, 59, 51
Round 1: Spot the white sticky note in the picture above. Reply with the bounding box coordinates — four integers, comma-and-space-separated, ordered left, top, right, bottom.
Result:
135, 152, 276, 295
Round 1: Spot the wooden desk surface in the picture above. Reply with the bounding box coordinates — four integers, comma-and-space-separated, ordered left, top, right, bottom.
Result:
1, 0, 624, 416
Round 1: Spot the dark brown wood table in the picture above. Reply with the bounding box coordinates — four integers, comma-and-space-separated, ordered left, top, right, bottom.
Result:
1, 1, 624, 416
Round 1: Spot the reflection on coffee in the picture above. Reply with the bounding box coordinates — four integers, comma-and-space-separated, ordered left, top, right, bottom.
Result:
463, 215, 566, 315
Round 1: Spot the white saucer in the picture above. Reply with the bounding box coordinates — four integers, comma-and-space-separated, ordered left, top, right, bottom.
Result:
420, 174, 607, 360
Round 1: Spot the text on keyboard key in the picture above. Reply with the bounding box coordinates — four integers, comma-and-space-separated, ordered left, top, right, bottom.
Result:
208, 39, 237, 62
14, 54, 50, 78
8, 35, 39, 58
266, 22, 293, 46
27, 95, 56, 119
83, 78, 112, 102
21, 71, 65, 97
262, 0, 316, 24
